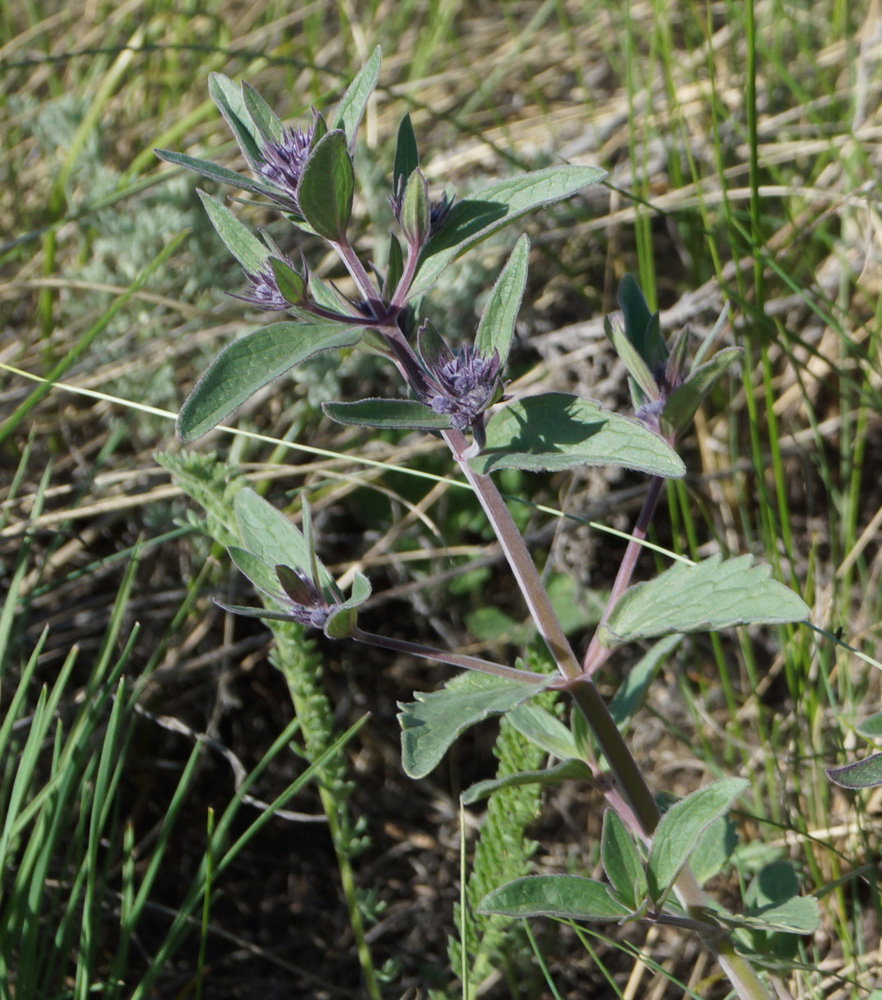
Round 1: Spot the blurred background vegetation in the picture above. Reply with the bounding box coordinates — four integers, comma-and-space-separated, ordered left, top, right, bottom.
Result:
1, 1, 881, 997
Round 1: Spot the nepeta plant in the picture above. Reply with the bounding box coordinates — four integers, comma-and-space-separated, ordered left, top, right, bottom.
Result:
158, 49, 818, 999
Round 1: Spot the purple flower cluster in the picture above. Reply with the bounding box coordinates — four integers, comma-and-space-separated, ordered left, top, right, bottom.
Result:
258, 122, 316, 214
422, 343, 501, 431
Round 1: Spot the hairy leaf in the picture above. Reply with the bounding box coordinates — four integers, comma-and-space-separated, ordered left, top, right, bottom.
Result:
411, 165, 606, 296
602, 810, 647, 910
242, 82, 284, 146
208, 72, 263, 168
462, 758, 593, 805
470, 393, 685, 478
647, 779, 749, 901
177, 321, 364, 441
332, 45, 382, 149
197, 190, 268, 275
393, 112, 420, 192
323, 398, 451, 430
475, 235, 530, 371
477, 875, 631, 921
154, 148, 281, 200
826, 752, 882, 789
398, 672, 548, 779
599, 555, 810, 648
297, 131, 354, 242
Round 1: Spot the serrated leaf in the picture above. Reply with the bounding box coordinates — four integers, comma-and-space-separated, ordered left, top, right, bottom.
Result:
323, 398, 451, 430
208, 72, 263, 169
599, 555, 810, 648
646, 778, 749, 901
506, 704, 580, 760
297, 131, 354, 242
608, 634, 682, 732
411, 165, 606, 297
661, 347, 743, 439
469, 393, 685, 478
398, 672, 548, 779
177, 321, 364, 441
242, 82, 284, 146
477, 875, 631, 921
601, 810, 647, 910
689, 813, 739, 886
332, 45, 382, 149
324, 571, 372, 639
826, 752, 882, 789
197, 190, 268, 274
462, 758, 593, 805
393, 112, 419, 192
475, 235, 529, 371
155, 148, 282, 200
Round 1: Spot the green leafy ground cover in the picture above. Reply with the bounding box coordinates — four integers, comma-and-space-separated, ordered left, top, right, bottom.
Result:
1, 1, 881, 997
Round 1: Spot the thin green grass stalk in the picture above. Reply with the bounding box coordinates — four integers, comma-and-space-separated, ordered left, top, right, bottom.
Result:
196, 807, 216, 1000
523, 920, 564, 1000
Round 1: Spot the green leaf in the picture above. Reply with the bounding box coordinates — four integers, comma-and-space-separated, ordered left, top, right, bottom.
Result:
688, 813, 738, 886
646, 778, 749, 901
599, 554, 810, 648
856, 712, 882, 740
477, 875, 631, 922
393, 112, 420, 192
506, 704, 580, 761
411, 164, 606, 297
398, 672, 548, 779
826, 752, 882, 789
661, 347, 743, 440
177, 321, 364, 441
214, 601, 303, 623
722, 860, 820, 935
324, 571, 372, 639
604, 316, 657, 405
297, 131, 355, 242
197, 190, 268, 275
469, 393, 685, 478
400, 169, 430, 247
242, 82, 284, 146
601, 810, 647, 910
608, 634, 682, 732
475, 235, 530, 371
332, 45, 382, 148
323, 398, 452, 430
268, 256, 307, 304
462, 758, 593, 805
208, 72, 263, 168
384, 233, 404, 299
234, 489, 312, 583
155, 148, 281, 200
617, 274, 654, 361
228, 546, 286, 604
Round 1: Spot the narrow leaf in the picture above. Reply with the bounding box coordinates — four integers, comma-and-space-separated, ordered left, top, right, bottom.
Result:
462, 758, 593, 805
297, 131, 355, 242
661, 347, 743, 439
208, 72, 263, 168
475, 235, 530, 371
228, 546, 286, 604
214, 601, 303, 623
155, 148, 281, 200
323, 398, 451, 430
393, 113, 420, 192
411, 165, 606, 297
470, 393, 685, 478
826, 752, 882, 789
602, 810, 647, 910
398, 672, 548, 779
242, 82, 284, 146
604, 316, 657, 404
197, 190, 268, 275
332, 45, 382, 149
599, 555, 810, 648
177, 321, 364, 441
608, 634, 682, 732
477, 875, 631, 922
617, 273, 653, 360
646, 778, 749, 901
268, 256, 306, 304
506, 703, 580, 760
